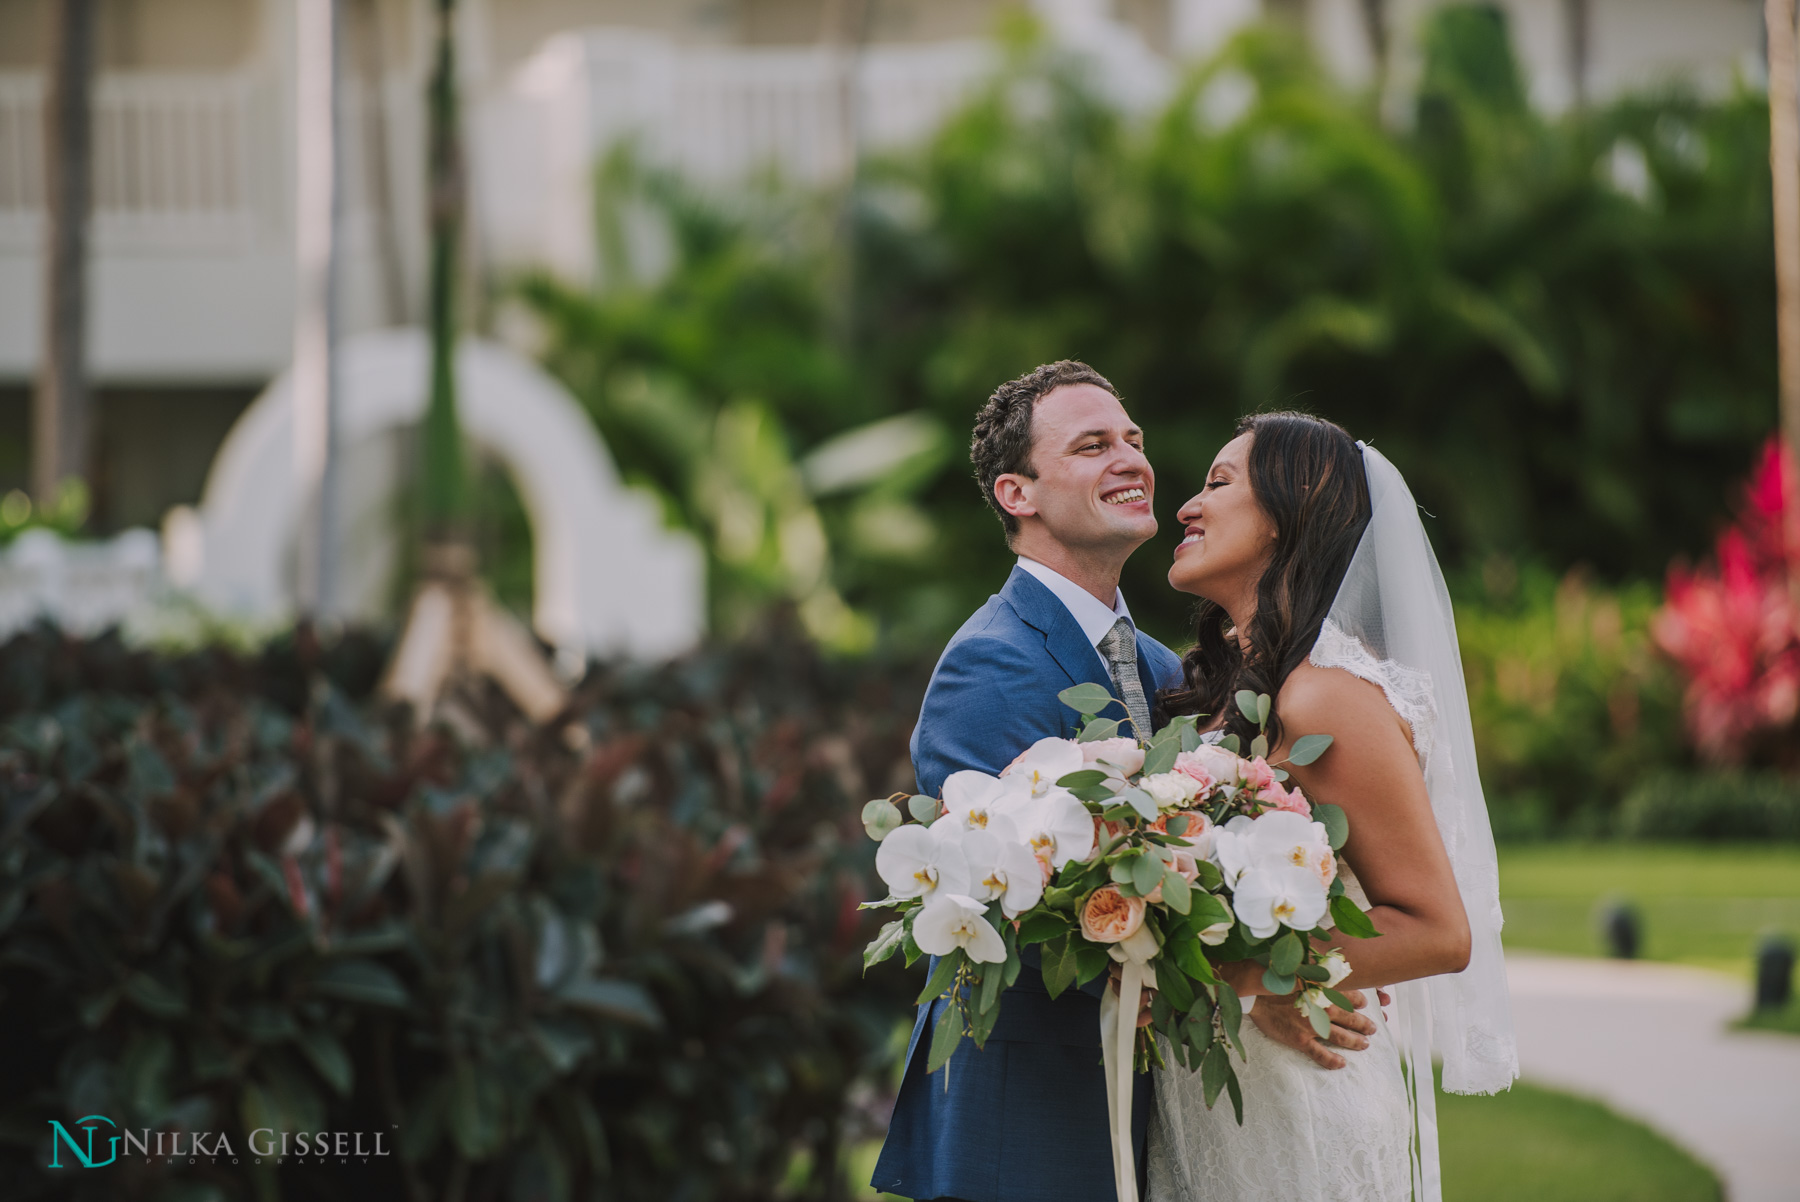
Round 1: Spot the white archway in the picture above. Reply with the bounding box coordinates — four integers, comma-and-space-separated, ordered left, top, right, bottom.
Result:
184, 327, 703, 661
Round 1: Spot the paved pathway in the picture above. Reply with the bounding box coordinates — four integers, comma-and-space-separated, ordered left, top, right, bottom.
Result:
1505, 953, 1800, 1202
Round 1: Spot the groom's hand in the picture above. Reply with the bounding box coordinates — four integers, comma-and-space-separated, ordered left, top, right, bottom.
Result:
1248, 988, 1377, 1070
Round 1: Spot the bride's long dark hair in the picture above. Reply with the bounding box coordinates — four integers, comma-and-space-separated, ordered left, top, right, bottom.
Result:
1159, 412, 1372, 751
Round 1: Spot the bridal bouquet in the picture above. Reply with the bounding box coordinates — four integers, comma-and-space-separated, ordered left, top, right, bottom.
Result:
860, 685, 1379, 1124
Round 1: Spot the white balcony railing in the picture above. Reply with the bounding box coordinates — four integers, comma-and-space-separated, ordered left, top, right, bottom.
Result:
0, 71, 266, 251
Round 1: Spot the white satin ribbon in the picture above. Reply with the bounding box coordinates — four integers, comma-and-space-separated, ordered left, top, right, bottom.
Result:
1099, 924, 1159, 1202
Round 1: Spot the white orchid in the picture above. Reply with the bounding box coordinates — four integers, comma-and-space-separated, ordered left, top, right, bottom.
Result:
1210, 810, 1334, 889
912, 893, 1007, 963
999, 789, 1096, 870
875, 822, 970, 901
1002, 737, 1086, 799
1231, 864, 1329, 939
961, 829, 1046, 918
941, 770, 1020, 835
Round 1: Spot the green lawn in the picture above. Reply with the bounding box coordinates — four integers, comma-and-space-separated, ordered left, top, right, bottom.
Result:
1440, 1077, 1719, 1201
1497, 842, 1800, 975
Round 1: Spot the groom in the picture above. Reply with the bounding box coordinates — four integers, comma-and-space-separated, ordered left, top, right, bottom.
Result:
872, 362, 1379, 1202
872, 361, 1176, 1202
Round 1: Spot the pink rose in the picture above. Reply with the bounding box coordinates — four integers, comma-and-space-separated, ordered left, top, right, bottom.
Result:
1241, 757, 1279, 795
1175, 746, 1241, 791
1082, 737, 1145, 775
1079, 885, 1147, 943
1270, 783, 1311, 816
1144, 848, 1202, 904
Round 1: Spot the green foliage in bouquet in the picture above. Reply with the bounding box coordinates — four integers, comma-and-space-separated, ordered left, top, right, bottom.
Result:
0, 623, 925, 1201
862, 684, 1374, 1123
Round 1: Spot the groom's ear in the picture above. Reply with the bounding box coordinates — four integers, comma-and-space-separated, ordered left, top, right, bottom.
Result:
993, 474, 1037, 521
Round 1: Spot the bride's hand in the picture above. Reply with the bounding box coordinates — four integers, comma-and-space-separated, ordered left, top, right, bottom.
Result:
1248, 990, 1377, 1071
1106, 962, 1157, 1027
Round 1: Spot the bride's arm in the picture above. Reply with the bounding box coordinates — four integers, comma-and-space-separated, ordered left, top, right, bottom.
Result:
1273, 663, 1472, 991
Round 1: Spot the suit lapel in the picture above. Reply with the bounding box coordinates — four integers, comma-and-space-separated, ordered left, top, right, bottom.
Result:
1002, 567, 1114, 695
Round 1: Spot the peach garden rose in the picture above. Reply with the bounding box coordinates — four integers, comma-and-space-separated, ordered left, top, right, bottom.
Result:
1079, 884, 1146, 943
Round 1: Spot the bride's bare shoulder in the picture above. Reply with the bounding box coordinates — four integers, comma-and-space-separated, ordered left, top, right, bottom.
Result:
1276, 660, 1411, 749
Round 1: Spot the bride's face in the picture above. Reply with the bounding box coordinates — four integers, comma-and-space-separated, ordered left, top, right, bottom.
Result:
1168, 433, 1278, 604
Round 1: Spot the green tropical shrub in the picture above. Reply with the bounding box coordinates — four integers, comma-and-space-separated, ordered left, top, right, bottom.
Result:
520, 12, 1777, 655
1619, 770, 1800, 840
1455, 564, 1685, 837
0, 624, 924, 1201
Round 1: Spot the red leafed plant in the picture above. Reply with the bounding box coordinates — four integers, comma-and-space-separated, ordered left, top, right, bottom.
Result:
1652, 437, 1800, 766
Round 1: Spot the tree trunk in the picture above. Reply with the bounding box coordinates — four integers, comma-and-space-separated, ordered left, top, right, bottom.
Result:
33, 0, 96, 511
421, 0, 468, 544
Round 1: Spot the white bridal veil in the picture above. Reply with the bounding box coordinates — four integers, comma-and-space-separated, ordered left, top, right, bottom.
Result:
1328, 443, 1519, 1196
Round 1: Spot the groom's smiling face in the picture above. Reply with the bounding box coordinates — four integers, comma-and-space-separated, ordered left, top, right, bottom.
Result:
996, 383, 1157, 556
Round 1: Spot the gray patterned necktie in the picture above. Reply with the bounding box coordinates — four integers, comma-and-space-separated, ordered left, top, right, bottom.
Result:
1098, 617, 1153, 740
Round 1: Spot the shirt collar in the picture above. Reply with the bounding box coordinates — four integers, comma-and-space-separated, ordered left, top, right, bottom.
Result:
1015, 556, 1132, 652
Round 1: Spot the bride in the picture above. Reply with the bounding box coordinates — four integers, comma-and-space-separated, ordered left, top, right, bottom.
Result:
1148, 412, 1518, 1201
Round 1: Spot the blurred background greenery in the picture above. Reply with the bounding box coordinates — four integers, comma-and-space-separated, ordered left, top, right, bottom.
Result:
517, 10, 1787, 836
4, 4, 1797, 1199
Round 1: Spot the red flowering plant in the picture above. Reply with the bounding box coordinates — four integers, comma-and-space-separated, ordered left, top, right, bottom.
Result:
1652, 437, 1800, 765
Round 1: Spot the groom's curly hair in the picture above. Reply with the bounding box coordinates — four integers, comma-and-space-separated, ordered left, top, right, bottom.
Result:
971, 360, 1119, 546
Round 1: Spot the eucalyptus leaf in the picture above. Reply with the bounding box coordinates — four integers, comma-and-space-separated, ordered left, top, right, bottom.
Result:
1256, 693, 1272, 725
1160, 868, 1192, 914
1271, 932, 1304, 976
1141, 738, 1179, 777
1314, 802, 1350, 850
1131, 853, 1165, 897
909, 794, 941, 825
1249, 734, 1268, 760
1299, 994, 1332, 1040
861, 798, 903, 842
1234, 690, 1261, 723
1218, 734, 1241, 755
1286, 733, 1335, 766
1078, 717, 1124, 743
1057, 769, 1110, 790
1121, 786, 1160, 821
1059, 683, 1121, 717
1262, 968, 1296, 996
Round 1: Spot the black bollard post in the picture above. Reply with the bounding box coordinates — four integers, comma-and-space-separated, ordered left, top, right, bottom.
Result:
1755, 933, 1795, 1012
1599, 898, 1640, 960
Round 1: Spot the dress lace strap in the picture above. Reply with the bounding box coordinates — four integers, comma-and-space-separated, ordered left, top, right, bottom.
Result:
1307, 620, 1438, 768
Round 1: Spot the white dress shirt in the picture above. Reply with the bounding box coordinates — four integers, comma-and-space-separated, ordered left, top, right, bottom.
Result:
1015, 556, 1134, 675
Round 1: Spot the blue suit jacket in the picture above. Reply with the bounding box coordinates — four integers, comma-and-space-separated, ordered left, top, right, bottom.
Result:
872, 567, 1186, 1202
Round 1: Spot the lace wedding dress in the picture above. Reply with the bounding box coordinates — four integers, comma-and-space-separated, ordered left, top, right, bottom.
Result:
1146, 621, 1430, 1202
